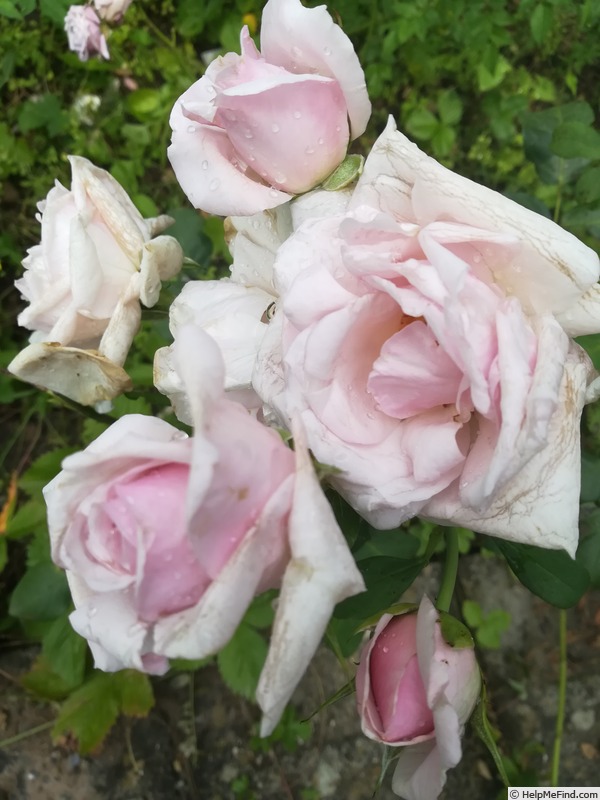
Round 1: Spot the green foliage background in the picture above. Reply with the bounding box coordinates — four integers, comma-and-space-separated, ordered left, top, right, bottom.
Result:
1, 0, 600, 758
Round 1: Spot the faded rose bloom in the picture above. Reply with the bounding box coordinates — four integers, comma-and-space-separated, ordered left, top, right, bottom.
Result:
356, 598, 481, 800
168, 0, 370, 216
252, 119, 600, 555
65, 5, 109, 61
45, 326, 364, 734
9, 156, 182, 405
93, 0, 133, 22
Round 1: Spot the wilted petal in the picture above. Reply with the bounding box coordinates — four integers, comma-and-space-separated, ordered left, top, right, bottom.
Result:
256, 418, 365, 735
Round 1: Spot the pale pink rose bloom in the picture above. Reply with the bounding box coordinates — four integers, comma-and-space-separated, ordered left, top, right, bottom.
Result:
356, 597, 481, 800
168, 0, 371, 216
154, 189, 354, 419
45, 326, 364, 733
65, 5, 109, 61
253, 121, 600, 555
9, 156, 182, 405
93, 0, 133, 23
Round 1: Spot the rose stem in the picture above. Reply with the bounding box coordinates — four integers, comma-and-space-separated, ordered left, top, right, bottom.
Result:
550, 608, 568, 786
436, 529, 459, 613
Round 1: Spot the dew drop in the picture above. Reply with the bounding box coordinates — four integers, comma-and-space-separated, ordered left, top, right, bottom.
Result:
293, 110, 302, 119
201, 160, 208, 170
269, 189, 280, 198
164, 553, 173, 563
335, 126, 341, 132
305, 145, 315, 155
186, 125, 196, 134
317, 137, 324, 145
274, 172, 286, 184
244, 130, 253, 139
209, 178, 220, 191
249, 155, 256, 162
382, 646, 389, 654
271, 123, 280, 133
89, 606, 98, 618
260, 171, 268, 178
324, 46, 332, 55
291, 45, 302, 57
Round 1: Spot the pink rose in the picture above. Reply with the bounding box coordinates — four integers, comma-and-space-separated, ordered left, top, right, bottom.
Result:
168, 0, 370, 216
65, 5, 109, 61
356, 597, 481, 800
45, 325, 364, 733
93, 0, 133, 23
256, 119, 600, 555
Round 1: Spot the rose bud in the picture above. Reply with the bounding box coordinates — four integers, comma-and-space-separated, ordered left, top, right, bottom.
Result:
356, 596, 481, 800
64, 5, 109, 61
168, 0, 371, 216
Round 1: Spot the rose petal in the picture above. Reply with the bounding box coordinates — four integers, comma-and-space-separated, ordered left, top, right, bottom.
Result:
260, 0, 371, 138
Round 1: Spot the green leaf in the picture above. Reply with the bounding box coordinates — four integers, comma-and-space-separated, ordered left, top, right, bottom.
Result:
39, 0, 71, 25
0, 538, 7, 574
353, 529, 421, 560
521, 102, 593, 184
322, 154, 364, 191
462, 599, 483, 628
562, 206, 600, 230
166, 207, 212, 266
41, 615, 87, 689
476, 56, 511, 92
52, 673, 120, 754
581, 450, 600, 500
551, 122, 600, 160
485, 538, 590, 608
530, 4, 554, 45
18, 94, 68, 137
20, 448, 74, 496
576, 167, 600, 203
334, 556, 426, 619
475, 610, 511, 649
21, 656, 74, 700
112, 670, 154, 717
217, 623, 268, 700
577, 509, 600, 589
125, 89, 162, 119
405, 108, 438, 140
437, 90, 463, 126
5, 499, 47, 540
9, 563, 71, 621
439, 611, 475, 649
243, 590, 276, 629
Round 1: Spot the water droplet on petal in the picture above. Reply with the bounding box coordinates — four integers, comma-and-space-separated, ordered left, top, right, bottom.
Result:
382, 645, 389, 653
209, 178, 220, 191
89, 606, 98, 617
292, 45, 302, 57
164, 553, 173, 562
293, 111, 302, 119
271, 123, 280, 133
201, 160, 208, 170
245, 131, 253, 139
318, 137, 324, 145
324, 46, 332, 56
335, 126, 341, 132
269, 189, 280, 198
274, 172, 286, 184
305, 146, 315, 155
187, 125, 196, 134
249, 155, 256, 162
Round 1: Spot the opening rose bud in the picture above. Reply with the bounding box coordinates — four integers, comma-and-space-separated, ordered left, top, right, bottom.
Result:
168, 0, 371, 216
356, 597, 481, 800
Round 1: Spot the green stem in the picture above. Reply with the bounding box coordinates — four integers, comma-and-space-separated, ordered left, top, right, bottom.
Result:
550, 609, 568, 786
436, 529, 460, 613
0, 721, 54, 749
